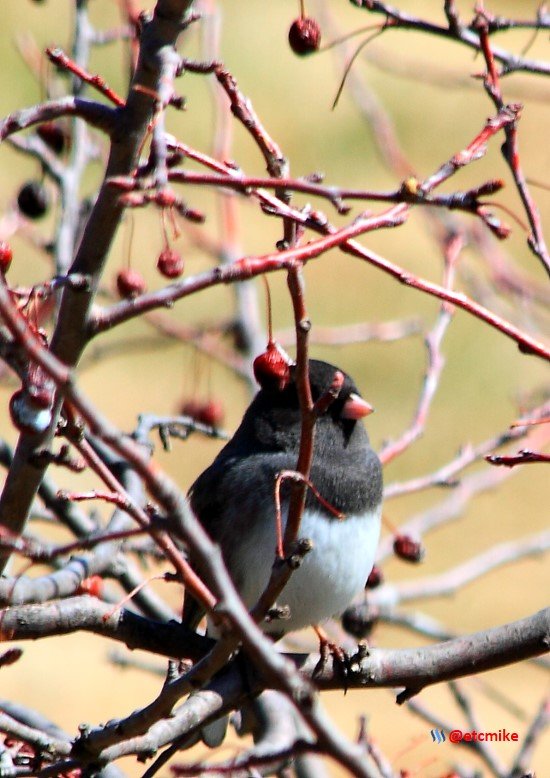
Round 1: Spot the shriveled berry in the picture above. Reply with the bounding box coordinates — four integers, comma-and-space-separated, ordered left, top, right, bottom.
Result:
253, 341, 293, 391
17, 181, 50, 219
157, 248, 184, 279
393, 534, 425, 563
116, 268, 146, 299
288, 17, 321, 56
0, 241, 13, 273
365, 565, 383, 589
37, 122, 67, 154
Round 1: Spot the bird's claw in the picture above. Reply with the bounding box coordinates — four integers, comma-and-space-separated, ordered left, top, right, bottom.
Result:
312, 628, 351, 688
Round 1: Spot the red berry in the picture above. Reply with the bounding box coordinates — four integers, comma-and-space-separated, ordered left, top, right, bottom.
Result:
77, 575, 103, 598
180, 399, 224, 427
0, 241, 12, 273
195, 400, 224, 427
253, 341, 293, 391
17, 181, 50, 219
365, 565, 383, 589
116, 268, 146, 299
288, 17, 321, 56
155, 189, 177, 208
157, 248, 184, 279
37, 122, 67, 154
393, 534, 425, 563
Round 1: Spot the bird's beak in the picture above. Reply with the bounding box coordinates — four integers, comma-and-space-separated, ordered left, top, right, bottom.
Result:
342, 393, 374, 419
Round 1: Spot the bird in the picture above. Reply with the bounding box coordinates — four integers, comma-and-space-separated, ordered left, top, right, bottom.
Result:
183, 358, 383, 639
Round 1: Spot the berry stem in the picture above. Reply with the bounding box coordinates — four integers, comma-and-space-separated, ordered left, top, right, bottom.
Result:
262, 275, 274, 344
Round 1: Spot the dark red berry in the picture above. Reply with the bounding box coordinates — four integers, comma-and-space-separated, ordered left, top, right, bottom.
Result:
26, 361, 55, 410
26, 382, 54, 410
195, 400, 224, 427
116, 268, 146, 299
17, 181, 50, 219
365, 565, 383, 589
288, 17, 321, 56
9, 389, 53, 434
342, 603, 379, 639
0, 241, 12, 273
157, 248, 184, 279
0, 648, 23, 667
180, 399, 224, 427
180, 399, 202, 420
253, 341, 293, 391
37, 122, 67, 154
393, 534, 425, 563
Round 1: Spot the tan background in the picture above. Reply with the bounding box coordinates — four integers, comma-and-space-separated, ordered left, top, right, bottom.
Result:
0, 0, 548, 775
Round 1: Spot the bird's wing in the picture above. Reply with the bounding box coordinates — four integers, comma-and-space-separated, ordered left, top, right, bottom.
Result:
182, 451, 294, 630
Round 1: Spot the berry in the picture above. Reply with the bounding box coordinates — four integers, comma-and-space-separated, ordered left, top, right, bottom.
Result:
342, 603, 379, 639
0, 647, 23, 667
155, 189, 177, 208
157, 248, 184, 279
0, 241, 12, 273
9, 389, 53, 435
365, 565, 383, 589
180, 399, 224, 427
180, 399, 202, 419
288, 17, 321, 56
253, 341, 293, 391
26, 383, 54, 410
17, 181, 50, 219
195, 400, 224, 427
37, 122, 67, 154
116, 268, 146, 299
76, 576, 104, 598
393, 534, 425, 563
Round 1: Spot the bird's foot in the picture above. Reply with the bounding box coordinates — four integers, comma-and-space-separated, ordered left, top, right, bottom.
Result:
312, 625, 350, 687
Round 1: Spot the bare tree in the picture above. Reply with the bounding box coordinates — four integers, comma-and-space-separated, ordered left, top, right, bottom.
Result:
0, 1, 548, 776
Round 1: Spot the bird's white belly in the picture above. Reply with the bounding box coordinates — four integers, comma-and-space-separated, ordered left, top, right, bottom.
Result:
235, 508, 381, 634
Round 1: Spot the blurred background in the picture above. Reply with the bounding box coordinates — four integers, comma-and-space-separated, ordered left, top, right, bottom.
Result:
0, 0, 548, 775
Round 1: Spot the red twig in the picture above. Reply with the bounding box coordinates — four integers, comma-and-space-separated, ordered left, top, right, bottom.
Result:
94, 105, 550, 362
473, 15, 550, 276
273, 469, 345, 559
0, 277, 216, 617
379, 233, 461, 465
485, 450, 550, 467
46, 47, 125, 107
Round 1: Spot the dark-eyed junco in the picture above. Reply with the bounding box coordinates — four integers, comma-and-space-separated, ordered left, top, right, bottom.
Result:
183, 358, 383, 639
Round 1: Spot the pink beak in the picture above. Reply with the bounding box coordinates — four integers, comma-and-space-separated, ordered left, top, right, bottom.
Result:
342, 392, 374, 420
